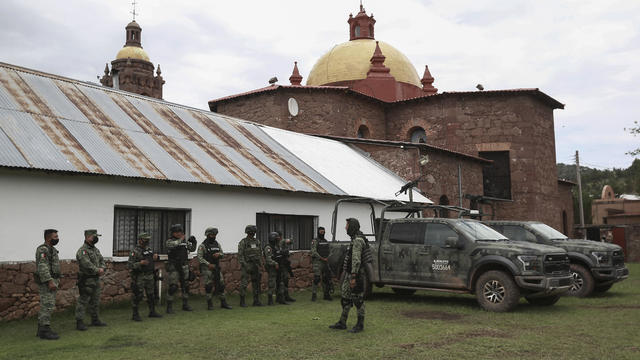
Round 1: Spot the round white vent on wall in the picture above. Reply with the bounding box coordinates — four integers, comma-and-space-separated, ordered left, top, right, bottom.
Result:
288, 98, 299, 117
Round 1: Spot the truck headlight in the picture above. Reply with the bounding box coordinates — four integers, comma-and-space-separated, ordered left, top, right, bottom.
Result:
591, 251, 609, 265
517, 255, 540, 272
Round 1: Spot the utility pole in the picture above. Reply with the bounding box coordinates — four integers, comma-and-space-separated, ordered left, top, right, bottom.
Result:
575, 150, 586, 239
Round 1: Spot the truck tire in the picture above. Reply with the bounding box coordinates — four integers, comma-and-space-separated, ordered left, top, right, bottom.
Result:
568, 264, 594, 297
475, 270, 520, 312
593, 283, 613, 293
525, 295, 560, 306
391, 288, 417, 296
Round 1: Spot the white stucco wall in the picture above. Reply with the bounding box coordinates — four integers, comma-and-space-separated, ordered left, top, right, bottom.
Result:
0, 169, 376, 262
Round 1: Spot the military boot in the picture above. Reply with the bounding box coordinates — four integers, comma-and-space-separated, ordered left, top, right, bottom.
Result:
39, 325, 60, 340
166, 301, 174, 314
36, 324, 41, 337
348, 315, 364, 333
76, 319, 88, 331
91, 315, 107, 327
276, 294, 289, 305
207, 299, 214, 310
240, 295, 247, 308
323, 291, 332, 301
132, 307, 142, 322
220, 298, 233, 309
252, 294, 263, 307
329, 321, 347, 330
284, 290, 296, 302
182, 298, 193, 311
268, 294, 274, 305
148, 301, 162, 318
311, 293, 317, 302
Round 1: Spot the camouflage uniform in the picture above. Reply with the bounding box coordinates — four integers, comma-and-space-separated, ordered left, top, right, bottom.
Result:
35, 242, 60, 338
330, 218, 367, 333
165, 224, 197, 312
277, 236, 295, 302
197, 227, 232, 310
311, 227, 332, 301
238, 225, 263, 307
128, 233, 161, 320
263, 232, 283, 305
75, 230, 106, 329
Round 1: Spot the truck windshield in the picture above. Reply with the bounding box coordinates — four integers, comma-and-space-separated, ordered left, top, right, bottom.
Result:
455, 220, 508, 241
529, 223, 568, 240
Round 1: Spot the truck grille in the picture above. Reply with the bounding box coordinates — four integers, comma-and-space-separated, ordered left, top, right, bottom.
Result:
544, 254, 570, 275
612, 251, 625, 267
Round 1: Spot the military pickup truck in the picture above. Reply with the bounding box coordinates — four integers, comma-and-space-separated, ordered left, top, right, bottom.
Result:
328, 199, 573, 312
483, 221, 629, 297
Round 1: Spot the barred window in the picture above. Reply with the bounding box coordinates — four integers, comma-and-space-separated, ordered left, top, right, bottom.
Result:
479, 151, 512, 200
113, 206, 191, 256
256, 213, 317, 250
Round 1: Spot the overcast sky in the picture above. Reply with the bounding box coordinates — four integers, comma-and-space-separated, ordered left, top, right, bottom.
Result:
2, 0, 639, 169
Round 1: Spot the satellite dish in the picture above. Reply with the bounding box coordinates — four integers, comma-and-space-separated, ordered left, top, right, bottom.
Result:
288, 98, 299, 116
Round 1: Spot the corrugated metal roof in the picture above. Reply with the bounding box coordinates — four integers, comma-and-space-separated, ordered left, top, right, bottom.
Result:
0, 62, 430, 202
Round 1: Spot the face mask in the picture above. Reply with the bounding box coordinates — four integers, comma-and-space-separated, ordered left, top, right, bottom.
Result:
51, 238, 59, 246
92, 235, 99, 245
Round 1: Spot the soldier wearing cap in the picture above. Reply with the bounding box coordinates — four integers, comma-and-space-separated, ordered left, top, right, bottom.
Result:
35, 229, 61, 340
165, 224, 197, 313
75, 229, 107, 331
197, 227, 232, 310
237, 225, 263, 307
128, 232, 162, 321
311, 226, 332, 301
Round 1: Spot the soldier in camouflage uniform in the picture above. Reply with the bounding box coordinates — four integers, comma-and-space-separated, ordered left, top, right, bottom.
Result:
128, 232, 162, 321
197, 227, 232, 310
263, 232, 285, 305
238, 225, 263, 307
330, 218, 367, 333
75, 229, 107, 331
35, 229, 61, 340
277, 231, 296, 303
165, 224, 197, 313
310, 226, 332, 301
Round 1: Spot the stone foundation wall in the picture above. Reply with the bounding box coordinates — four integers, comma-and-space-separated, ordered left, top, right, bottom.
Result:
626, 225, 640, 262
0, 252, 313, 322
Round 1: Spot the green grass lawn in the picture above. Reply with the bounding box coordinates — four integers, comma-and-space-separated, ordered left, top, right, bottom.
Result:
2, 264, 639, 360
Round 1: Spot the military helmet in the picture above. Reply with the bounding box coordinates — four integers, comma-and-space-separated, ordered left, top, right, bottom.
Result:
138, 232, 151, 240
245, 225, 257, 234
205, 227, 218, 236
268, 232, 279, 243
169, 224, 184, 233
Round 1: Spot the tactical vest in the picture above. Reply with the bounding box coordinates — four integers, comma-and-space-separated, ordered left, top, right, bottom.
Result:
243, 237, 262, 262
141, 248, 154, 273
344, 236, 371, 273
168, 238, 188, 264
316, 239, 330, 258
203, 240, 221, 265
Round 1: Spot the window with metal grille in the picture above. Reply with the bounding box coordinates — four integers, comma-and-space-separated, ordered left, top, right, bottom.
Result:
256, 213, 317, 250
479, 151, 512, 200
113, 206, 191, 256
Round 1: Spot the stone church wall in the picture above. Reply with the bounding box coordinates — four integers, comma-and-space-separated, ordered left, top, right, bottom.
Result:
0, 252, 313, 322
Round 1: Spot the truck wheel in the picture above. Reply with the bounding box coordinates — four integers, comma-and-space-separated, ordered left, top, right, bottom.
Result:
391, 288, 417, 296
568, 264, 594, 297
525, 295, 560, 306
475, 271, 520, 312
593, 284, 612, 293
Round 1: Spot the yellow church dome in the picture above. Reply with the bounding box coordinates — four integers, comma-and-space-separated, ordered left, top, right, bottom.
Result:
116, 46, 150, 62
306, 39, 421, 87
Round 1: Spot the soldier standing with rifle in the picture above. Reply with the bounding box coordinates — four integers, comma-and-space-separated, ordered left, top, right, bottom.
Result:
197, 227, 232, 310
311, 226, 332, 301
263, 232, 282, 305
35, 229, 61, 340
75, 229, 107, 331
128, 232, 162, 321
238, 225, 263, 307
165, 224, 197, 313
330, 218, 368, 333
276, 231, 295, 303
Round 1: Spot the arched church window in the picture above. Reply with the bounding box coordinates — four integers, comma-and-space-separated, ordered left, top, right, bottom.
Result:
357, 125, 370, 138
439, 195, 450, 218
355, 25, 361, 37
409, 127, 427, 143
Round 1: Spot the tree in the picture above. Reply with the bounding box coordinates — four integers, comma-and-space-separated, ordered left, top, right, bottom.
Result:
626, 121, 640, 156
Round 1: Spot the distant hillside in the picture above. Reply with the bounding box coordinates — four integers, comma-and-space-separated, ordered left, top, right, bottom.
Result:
557, 159, 640, 223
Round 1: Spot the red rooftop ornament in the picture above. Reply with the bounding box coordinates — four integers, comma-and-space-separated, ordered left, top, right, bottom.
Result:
348, 3, 375, 40
421, 65, 438, 94
289, 61, 303, 86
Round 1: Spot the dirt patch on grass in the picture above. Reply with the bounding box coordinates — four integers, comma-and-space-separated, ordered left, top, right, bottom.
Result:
397, 328, 511, 351
100, 335, 147, 349
578, 304, 640, 310
400, 310, 465, 321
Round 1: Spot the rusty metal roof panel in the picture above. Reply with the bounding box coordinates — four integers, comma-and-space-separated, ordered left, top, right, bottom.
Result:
172, 138, 244, 186
213, 142, 282, 189
126, 97, 185, 139
0, 126, 29, 168
74, 86, 145, 132
0, 109, 75, 171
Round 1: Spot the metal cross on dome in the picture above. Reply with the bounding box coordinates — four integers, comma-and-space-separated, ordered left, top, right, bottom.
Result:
131, 0, 138, 21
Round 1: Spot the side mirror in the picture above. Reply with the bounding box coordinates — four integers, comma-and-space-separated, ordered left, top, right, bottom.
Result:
444, 236, 463, 249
